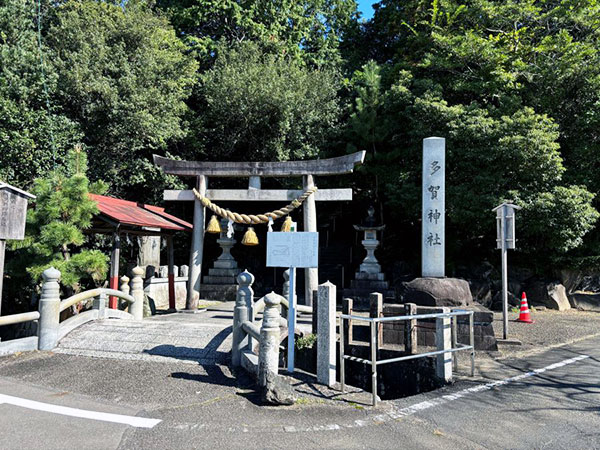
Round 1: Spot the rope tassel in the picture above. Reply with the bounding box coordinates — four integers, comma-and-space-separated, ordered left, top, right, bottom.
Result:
206, 215, 222, 234
242, 227, 259, 246
281, 216, 292, 232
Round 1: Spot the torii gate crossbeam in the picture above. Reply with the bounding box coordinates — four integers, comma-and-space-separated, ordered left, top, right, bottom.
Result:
154, 151, 366, 310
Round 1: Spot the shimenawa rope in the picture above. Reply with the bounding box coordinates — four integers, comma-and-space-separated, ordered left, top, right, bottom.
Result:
192, 186, 318, 225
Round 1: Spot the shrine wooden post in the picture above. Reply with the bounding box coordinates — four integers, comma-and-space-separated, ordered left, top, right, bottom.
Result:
154, 152, 365, 309
0, 183, 35, 314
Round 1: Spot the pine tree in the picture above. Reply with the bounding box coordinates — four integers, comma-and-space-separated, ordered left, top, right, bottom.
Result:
23, 146, 108, 291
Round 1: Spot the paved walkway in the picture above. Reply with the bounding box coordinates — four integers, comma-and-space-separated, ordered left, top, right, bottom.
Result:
1, 333, 598, 448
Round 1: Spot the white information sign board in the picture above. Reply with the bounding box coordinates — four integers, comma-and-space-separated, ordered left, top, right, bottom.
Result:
266, 232, 319, 268
266, 231, 318, 374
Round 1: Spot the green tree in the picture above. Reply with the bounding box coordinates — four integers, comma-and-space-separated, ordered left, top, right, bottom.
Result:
46, 0, 197, 198
0, 0, 81, 188
343, 1, 600, 262
156, 0, 359, 69
192, 42, 342, 162
22, 147, 108, 292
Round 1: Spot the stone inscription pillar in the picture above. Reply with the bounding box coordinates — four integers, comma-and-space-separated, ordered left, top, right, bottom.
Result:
422, 137, 445, 277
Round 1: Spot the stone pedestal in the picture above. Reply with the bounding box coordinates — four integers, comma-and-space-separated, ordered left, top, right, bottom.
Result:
402, 277, 473, 307
201, 218, 241, 301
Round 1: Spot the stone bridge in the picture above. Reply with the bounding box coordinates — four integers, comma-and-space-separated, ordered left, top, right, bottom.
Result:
55, 304, 235, 366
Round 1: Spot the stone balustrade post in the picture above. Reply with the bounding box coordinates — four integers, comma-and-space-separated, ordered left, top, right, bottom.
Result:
258, 292, 282, 387
93, 292, 107, 319
38, 267, 61, 350
232, 271, 254, 367
317, 282, 336, 387
129, 266, 144, 321
281, 269, 289, 318
120, 275, 130, 295
436, 307, 452, 382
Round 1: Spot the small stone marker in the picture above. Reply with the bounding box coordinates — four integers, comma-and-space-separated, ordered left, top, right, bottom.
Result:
421, 137, 445, 278
317, 282, 336, 387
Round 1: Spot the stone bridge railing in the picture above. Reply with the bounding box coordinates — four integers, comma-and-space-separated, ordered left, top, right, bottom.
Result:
231, 271, 283, 386
0, 266, 146, 356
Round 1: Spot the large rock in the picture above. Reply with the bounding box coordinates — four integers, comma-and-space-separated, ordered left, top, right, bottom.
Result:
527, 281, 570, 311
491, 290, 520, 311
261, 372, 296, 406
402, 277, 473, 307
569, 291, 600, 312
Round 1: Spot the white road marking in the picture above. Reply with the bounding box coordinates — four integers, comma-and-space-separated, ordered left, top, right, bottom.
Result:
0, 394, 161, 428
278, 353, 591, 432
389, 354, 590, 419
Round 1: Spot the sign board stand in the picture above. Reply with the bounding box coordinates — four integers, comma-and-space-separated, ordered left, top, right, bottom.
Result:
493, 202, 521, 340
266, 226, 318, 373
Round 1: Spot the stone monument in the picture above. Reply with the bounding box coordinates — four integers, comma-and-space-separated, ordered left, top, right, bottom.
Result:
403, 137, 473, 307
343, 206, 395, 309
422, 137, 445, 277
200, 217, 242, 301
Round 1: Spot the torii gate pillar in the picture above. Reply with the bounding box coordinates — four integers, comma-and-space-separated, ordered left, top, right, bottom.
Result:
187, 175, 206, 310
154, 152, 366, 309
303, 174, 318, 305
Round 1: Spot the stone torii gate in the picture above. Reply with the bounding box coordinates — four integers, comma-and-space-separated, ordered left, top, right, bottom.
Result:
154, 152, 365, 310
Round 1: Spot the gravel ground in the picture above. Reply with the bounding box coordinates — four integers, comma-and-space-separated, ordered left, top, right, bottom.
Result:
492, 308, 600, 359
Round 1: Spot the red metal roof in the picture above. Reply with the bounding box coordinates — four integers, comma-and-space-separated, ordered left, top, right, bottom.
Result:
89, 194, 192, 231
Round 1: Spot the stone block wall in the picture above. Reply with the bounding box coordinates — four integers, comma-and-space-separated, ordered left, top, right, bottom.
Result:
348, 303, 497, 351
143, 265, 188, 310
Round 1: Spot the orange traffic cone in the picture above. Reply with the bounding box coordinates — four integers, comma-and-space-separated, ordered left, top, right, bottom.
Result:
516, 292, 534, 323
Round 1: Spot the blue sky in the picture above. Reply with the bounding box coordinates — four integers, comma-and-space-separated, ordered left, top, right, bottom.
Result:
357, 0, 376, 20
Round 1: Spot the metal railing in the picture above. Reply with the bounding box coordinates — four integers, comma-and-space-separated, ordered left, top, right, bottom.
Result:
339, 310, 475, 407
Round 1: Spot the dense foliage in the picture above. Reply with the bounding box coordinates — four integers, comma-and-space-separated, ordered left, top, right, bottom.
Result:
0, 0, 81, 186
3, 0, 600, 304
193, 42, 341, 162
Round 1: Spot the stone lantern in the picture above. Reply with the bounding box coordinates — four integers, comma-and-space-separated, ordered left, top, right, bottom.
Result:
353, 206, 386, 279
343, 206, 394, 308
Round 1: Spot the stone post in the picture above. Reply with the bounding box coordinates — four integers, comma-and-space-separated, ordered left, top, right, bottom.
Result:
317, 282, 336, 387
404, 303, 417, 354
258, 292, 282, 387
129, 266, 144, 321
369, 292, 383, 345
93, 292, 108, 319
38, 267, 61, 351
435, 307, 452, 382
232, 271, 254, 367
342, 298, 353, 345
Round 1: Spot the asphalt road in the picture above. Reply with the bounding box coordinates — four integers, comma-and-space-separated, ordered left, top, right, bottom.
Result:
0, 335, 599, 449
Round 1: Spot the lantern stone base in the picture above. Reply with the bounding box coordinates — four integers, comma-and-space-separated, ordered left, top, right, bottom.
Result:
343, 271, 396, 310
199, 284, 239, 302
